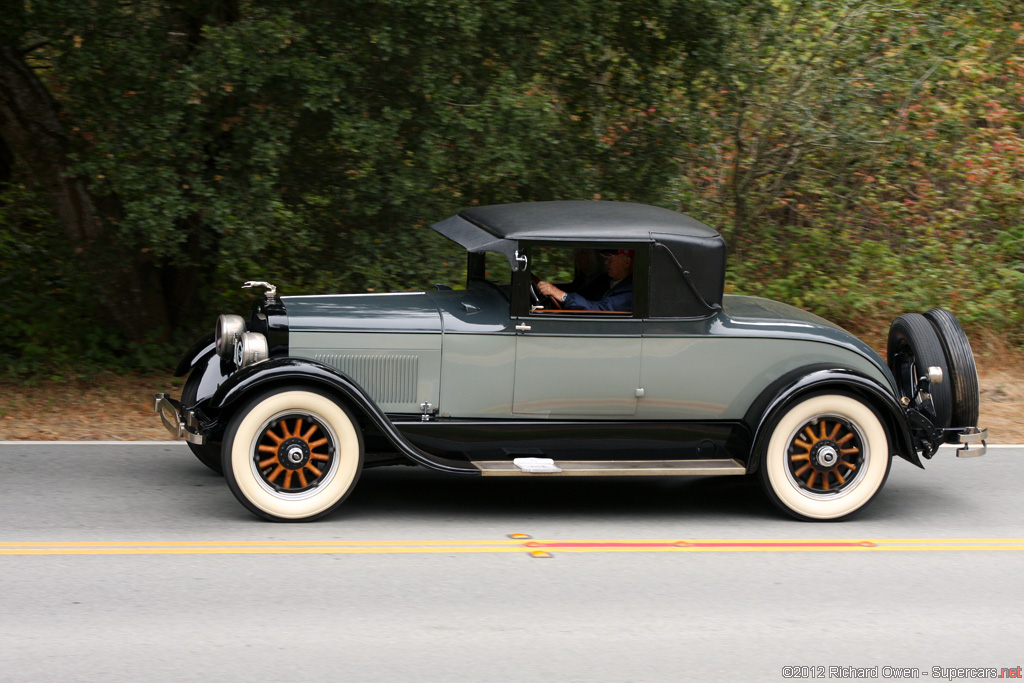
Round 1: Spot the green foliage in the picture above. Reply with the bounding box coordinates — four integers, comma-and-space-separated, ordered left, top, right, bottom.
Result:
4, 0, 741, 375
2, 0, 1024, 378
669, 1, 1024, 343
0, 183, 178, 375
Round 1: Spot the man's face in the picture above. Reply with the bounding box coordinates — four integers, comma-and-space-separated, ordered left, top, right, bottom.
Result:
605, 253, 632, 281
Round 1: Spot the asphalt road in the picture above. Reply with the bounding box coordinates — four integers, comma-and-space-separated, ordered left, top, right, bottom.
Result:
1, 442, 1022, 682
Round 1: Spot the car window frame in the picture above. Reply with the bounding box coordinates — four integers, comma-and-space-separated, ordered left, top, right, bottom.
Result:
510, 241, 649, 320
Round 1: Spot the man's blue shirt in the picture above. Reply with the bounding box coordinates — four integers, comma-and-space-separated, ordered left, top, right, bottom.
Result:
563, 276, 633, 312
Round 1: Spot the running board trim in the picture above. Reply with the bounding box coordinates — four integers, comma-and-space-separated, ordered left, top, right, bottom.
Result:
472, 459, 746, 477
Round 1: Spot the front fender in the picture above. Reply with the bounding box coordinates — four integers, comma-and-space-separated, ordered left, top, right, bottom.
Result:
201, 357, 477, 475
746, 366, 920, 472
174, 332, 216, 377
175, 333, 235, 408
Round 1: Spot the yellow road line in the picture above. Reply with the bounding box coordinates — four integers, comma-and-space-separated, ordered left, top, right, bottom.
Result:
1, 538, 1024, 556
0, 539, 523, 547
3, 537, 1021, 548
3, 545, 1024, 556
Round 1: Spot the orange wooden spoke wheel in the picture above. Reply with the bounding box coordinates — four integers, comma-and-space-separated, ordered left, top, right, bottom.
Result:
761, 394, 890, 521
786, 416, 864, 495
253, 413, 335, 493
224, 388, 363, 522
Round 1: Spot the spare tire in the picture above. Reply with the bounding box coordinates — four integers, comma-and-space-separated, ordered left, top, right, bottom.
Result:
887, 313, 953, 429
925, 308, 980, 437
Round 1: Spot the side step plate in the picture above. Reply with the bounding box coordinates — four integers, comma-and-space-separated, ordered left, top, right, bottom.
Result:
472, 459, 746, 477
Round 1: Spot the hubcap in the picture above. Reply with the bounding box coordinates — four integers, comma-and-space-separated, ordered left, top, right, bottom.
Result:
785, 415, 868, 497
816, 444, 839, 468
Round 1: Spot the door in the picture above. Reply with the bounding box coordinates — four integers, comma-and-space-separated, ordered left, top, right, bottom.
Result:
513, 317, 642, 416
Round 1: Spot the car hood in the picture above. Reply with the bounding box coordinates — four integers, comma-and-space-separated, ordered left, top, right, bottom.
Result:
282, 292, 442, 333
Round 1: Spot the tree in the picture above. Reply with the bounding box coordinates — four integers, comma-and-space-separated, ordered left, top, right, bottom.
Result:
1, 0, 746, 356
667, 0, 1024, 333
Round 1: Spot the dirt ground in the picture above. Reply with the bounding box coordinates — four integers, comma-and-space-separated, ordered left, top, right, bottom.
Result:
1, 335, 1021, 442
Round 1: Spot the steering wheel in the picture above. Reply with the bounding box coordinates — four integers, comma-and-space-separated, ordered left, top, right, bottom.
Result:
530, 275, 563, 309
530, 282, 542, 305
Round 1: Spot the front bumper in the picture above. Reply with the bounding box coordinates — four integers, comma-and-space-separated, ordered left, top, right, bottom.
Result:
154, 393, 206, 445
955, 426, 987, 458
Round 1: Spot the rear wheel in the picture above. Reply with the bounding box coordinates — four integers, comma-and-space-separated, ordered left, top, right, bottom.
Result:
887, 313, 952, 429
925, 308, 979, 436
222, 387, 364, 522
760, 394, 891, 521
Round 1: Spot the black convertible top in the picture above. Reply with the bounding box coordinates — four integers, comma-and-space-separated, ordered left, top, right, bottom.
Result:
431, 201, 727, 318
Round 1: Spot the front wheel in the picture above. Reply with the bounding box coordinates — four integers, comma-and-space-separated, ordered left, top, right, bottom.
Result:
759, 394, 891, 521
222, 387, 364, 522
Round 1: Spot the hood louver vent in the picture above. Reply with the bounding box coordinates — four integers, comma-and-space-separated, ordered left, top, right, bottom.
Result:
314, 354, 418, 404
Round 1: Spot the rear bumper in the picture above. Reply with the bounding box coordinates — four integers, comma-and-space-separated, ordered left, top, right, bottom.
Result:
955, 426, 987, 458
153, 393, 206, 445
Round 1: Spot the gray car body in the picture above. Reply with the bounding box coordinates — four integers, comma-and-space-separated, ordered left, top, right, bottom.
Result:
285, 288, 893, 423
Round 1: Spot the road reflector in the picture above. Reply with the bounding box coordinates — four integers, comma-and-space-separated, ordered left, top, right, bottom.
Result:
529, 550, 552, 558
509, 533, 532, 539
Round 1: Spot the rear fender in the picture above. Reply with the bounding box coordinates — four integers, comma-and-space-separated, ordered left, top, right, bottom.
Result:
200, 357, 477, 475
745, 367, 920, 472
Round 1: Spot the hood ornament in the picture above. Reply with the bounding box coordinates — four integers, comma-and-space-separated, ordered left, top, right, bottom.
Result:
242, 280, 278, 299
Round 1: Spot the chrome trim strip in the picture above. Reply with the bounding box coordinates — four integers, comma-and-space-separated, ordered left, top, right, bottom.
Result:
472, 459, 746, 477
282, 292, 426, 299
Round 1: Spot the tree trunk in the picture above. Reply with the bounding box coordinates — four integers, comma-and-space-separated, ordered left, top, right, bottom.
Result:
0, 46, 171, 343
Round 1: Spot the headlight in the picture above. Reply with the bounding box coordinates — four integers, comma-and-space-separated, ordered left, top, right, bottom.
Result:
216, 314, 246, 359
233, 332, 269, 368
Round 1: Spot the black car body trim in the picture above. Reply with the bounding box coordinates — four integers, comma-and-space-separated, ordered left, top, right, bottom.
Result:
248, 296, 289, 357
745, 366, 921, 472
198, 357, 479, 475
393, 419, 752, 463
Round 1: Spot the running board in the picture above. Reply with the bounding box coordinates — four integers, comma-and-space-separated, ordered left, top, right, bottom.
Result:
472, 459, 746, 477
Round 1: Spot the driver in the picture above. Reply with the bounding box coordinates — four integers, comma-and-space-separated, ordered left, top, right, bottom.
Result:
537, 249, 634, 312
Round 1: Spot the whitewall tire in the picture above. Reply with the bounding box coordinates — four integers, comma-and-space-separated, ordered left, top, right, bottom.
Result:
759, 393, 891, 521
223, 388, 364, 522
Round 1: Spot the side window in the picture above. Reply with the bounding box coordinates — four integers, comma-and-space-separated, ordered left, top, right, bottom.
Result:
467, 251, 512, 299
485, 251, 511, 288
531, 246, 577, 285
529, 245, 634, 316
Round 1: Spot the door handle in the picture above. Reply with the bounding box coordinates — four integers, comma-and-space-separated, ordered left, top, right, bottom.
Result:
515, 323, 531, 332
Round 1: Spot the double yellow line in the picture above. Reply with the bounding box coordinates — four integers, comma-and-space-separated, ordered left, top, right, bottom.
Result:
2, 538, 1023, 556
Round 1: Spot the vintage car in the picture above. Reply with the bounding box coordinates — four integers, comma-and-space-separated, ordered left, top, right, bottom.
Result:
155, 201, 987, 522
